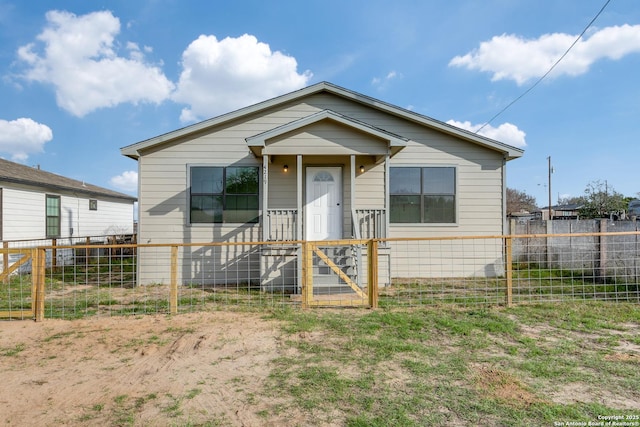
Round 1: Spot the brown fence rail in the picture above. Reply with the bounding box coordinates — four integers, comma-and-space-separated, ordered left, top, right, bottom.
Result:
1, 231, 639, 321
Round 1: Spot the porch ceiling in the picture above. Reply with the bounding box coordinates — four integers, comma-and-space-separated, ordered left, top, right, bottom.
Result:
246, 109, 408, 158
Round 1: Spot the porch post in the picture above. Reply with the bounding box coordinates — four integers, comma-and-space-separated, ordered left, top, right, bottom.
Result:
262, 155, 269, 241
350, 155, 356, 237
296, 155, 303, 241
385, 155, 390, 239
297, 154, 303, 293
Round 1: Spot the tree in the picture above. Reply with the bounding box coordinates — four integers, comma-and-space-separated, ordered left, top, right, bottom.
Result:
557, 195, 585, 206
578, 180, 627, 219
506, 188, 538, 214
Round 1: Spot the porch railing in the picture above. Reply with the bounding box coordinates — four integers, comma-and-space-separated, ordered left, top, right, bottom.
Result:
266, 209, 298, 241
265, 208, 386, 242
355, 209, 387, 239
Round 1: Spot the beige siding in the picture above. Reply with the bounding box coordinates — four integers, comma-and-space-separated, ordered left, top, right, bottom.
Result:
265, 121, 388, 155
136, 91, 507, 283
354, 161, 385, 209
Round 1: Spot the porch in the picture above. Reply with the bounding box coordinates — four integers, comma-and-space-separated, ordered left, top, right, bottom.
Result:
257, 154, 392, 294
246, 109, 408, 293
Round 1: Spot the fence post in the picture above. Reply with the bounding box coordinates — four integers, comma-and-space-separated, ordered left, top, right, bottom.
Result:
368, 239, 379, 309
546, 220, 553, 268
33, 248, 46, 322
597, 219, 607, 283
52, 238, 57, 269
85, 236, 91, 267
3, 241, 9, 275
170, 245, 178, 315
505, 237, 513, 307
301, 242, 313, 309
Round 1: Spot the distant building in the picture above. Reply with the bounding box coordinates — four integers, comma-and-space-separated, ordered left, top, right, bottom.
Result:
535, 203, 583, 221
0, 158, 136, 241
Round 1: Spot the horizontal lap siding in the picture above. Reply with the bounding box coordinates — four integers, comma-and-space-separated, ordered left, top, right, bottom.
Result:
64, 197, 134, 237
2, 186, 134, 240
137, 93, 507, 282
355, 162, 385, 209
265, 122, 388, 155
268, 159, 297, 209
2, 187, 44, 240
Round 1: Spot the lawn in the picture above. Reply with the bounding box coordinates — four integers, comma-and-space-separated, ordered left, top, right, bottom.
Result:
1, 302, 638, 425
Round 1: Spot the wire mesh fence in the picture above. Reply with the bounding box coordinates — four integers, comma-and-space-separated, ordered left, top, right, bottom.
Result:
2, 230, 639, 320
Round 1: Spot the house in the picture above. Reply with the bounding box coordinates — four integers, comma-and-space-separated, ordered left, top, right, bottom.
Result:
121, 82, 523, 289
0, 158, 137, 242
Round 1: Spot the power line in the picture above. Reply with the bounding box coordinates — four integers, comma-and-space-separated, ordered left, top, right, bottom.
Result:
476, 0, 612, 133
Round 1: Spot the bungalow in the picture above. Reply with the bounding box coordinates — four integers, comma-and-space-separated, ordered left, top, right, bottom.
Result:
0, 158, 137, 242
121, 82, 523, 289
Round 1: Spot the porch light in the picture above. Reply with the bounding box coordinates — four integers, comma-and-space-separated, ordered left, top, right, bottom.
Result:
359, 165, 365, 173
283, 164, 289, 172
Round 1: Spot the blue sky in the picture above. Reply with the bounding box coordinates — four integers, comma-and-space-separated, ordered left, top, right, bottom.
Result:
1, 0, 639, 207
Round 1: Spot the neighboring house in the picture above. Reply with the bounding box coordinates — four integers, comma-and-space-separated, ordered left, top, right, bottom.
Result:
0, 158, 137, 242
121, 82, 523, 288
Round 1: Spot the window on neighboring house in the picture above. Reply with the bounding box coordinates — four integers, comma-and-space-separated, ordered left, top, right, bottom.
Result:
89, 199, 98, 210
46, 195, 61, 237
190, 166, 259, 224
390, 167, 456, 223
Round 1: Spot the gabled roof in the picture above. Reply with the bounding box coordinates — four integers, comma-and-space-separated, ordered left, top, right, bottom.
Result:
120, 81, 524, 160
0, 158, 137, 202
245, 109, 408, 157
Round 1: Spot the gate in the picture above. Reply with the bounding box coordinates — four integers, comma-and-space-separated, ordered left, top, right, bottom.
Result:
1, 248, 45, 320
300, 239, 379, 308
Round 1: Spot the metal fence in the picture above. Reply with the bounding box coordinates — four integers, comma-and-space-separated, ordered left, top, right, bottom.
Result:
2, 231, 639, 321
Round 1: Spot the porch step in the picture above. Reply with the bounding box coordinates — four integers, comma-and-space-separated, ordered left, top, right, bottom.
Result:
312, 245, 359, 288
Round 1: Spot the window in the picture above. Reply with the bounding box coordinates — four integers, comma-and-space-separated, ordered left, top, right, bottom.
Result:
190, 166, 259, 224
89, 199, 98, 210
390, 167, 456, 223
46, 195, 61, 237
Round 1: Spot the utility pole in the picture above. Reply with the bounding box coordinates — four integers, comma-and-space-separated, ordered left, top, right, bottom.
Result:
548, 156, 552, 220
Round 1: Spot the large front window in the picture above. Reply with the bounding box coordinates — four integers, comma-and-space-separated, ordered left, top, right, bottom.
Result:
390, 167, 456, 223
190, 166, 259, 224
46, 195, 61, 237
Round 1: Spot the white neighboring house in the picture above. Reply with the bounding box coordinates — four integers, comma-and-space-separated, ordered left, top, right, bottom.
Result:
0, 158, 137, 242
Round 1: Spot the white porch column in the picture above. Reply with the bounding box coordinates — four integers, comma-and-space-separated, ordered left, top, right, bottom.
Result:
385, 155, 390, 239
296, 154, 303, 241
350, 155, 356, 238
296, 154, 303, 293
262, 155, 269, 241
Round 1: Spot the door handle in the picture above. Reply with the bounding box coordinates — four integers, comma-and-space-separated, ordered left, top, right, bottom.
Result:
337, 203, 340, 206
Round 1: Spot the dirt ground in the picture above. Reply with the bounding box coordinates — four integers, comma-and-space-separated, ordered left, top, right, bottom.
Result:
0, 312, 298, 426
2, 310, 639, 426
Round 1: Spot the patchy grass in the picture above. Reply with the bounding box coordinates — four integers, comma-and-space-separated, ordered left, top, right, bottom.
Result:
263, 302, 640, 426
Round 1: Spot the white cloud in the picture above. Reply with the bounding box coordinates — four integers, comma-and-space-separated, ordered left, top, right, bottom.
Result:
372, 70, 401, 87
446, 120, 527, 148
172, 34, 312, 122
110, 170, 138, 193
449, 24, 640, 85
0, 118, 53, 161
17, 10, 174, 117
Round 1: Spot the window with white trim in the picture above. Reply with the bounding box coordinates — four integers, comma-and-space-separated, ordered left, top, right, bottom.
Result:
390, 167, 456, 223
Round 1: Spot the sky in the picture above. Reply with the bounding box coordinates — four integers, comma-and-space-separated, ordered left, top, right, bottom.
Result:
1, 0, 639, 208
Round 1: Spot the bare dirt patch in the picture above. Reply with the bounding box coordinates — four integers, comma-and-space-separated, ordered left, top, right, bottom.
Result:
473, 365, 542, 408
0, 312, 299, 426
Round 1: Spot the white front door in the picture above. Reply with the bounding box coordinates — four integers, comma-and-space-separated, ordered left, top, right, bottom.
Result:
305, 167, 342, 241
